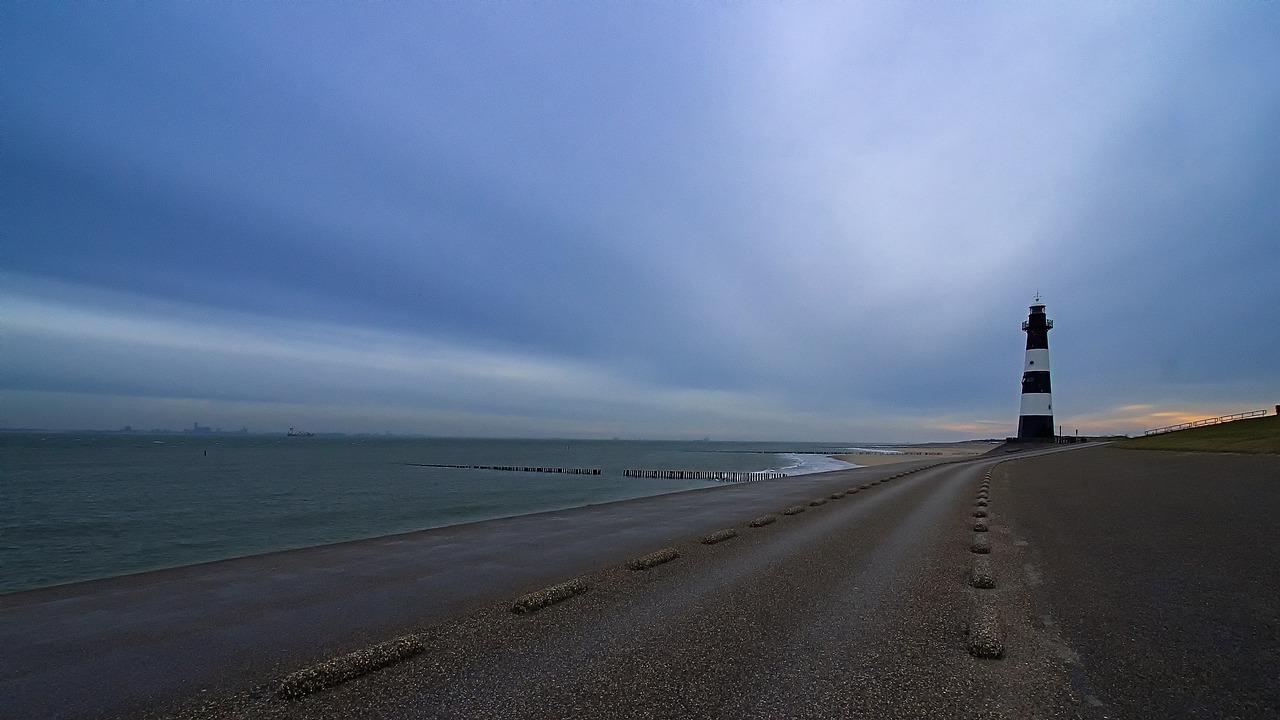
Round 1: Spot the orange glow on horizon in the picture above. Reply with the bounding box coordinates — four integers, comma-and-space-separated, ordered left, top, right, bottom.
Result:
933, 404, 1268, 439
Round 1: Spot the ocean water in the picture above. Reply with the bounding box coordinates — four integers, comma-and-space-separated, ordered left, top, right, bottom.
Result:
0, 434, 860, 594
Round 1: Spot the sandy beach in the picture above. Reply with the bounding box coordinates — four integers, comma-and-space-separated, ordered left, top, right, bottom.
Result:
835, 440, 997, 466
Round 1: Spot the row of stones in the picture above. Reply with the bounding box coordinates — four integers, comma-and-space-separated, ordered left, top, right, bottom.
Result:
276, 463, 947, 699
966, 466, 1002, 660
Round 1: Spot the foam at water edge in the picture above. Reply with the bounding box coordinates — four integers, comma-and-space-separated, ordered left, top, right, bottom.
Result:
778, 453, 862, 476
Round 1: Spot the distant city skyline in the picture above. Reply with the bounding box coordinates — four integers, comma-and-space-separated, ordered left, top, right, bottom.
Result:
3, 3, 1278, 442
1, 421, 252, 435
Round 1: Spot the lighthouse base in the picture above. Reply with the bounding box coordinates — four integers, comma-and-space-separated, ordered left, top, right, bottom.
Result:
1017, 415, 1055, 441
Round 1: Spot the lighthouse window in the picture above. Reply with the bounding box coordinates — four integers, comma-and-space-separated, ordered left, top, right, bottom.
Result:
1029, 360, 1035, 365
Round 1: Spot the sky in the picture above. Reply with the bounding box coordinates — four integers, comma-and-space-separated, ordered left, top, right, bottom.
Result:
2, 2, 1278, 442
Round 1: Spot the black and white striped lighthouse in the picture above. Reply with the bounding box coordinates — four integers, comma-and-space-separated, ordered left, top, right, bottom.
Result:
1017, 297, 1055, 440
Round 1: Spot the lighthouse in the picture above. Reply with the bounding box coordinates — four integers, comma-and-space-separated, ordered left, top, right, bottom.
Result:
1017, 297, 1055, 441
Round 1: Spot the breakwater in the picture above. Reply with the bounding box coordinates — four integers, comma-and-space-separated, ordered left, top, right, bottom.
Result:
406, 464, 788, 482
623, 469, 787, 482
405, 463, 602, 475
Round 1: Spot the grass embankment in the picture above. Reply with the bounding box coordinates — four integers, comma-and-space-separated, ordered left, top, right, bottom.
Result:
1117, 414, 1280, 454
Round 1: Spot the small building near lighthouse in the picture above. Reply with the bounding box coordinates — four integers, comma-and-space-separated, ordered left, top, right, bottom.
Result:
1017, 297, 1056, 441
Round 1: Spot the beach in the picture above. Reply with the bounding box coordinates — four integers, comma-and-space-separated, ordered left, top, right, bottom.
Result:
835, 440, 996, 466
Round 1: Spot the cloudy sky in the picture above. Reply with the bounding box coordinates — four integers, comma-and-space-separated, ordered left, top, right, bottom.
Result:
3, 2, 1277, 441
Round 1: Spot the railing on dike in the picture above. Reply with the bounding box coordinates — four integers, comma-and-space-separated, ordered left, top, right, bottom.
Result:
1142, 409, 1267, 436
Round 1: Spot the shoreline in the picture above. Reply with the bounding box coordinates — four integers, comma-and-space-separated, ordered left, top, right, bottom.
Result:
1, 449, 875, 597
1, 445, 946, 600
2, 440, 966, 596
0, 458, 952, 718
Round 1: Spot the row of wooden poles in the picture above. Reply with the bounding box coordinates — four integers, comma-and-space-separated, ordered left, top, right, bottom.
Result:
406, 463, 786, 482
407, 463, 602, 475
623, 469, 788, 482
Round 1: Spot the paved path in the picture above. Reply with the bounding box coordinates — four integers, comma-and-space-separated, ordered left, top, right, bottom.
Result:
996, 446, 1280, 719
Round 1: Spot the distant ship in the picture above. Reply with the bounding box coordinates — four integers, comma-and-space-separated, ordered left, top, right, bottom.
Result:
286, 428, 314, 437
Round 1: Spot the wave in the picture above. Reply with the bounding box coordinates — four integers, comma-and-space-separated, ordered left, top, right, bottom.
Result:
778, 453, 862, 476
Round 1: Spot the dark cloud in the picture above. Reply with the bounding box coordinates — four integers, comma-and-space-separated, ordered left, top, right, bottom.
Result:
3, 2, 1277, 439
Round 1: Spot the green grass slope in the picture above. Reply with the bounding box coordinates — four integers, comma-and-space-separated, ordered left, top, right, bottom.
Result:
1117, 414, 1280, 454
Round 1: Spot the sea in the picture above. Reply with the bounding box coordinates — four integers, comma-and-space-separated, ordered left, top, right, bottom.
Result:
0, 433, 868, 595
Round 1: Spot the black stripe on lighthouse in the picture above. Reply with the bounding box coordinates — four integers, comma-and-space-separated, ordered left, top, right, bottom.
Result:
1021, 371, 1051, 394
1017, 300, 1055, 441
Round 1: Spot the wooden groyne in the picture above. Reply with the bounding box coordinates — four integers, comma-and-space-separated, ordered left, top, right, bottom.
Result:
623, 469, 786, 483
406, 463, 601, 475
405, 464, 784, 481
841, 450, 943, 457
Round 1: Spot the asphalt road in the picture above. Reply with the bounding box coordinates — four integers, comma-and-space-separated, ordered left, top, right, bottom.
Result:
997, 446, 1280, 719
7, 444, 1275, 719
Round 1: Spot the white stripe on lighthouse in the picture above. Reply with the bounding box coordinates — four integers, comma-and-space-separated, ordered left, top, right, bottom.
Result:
1020, 393, 1053, 416
1023, 349, 1050, 372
